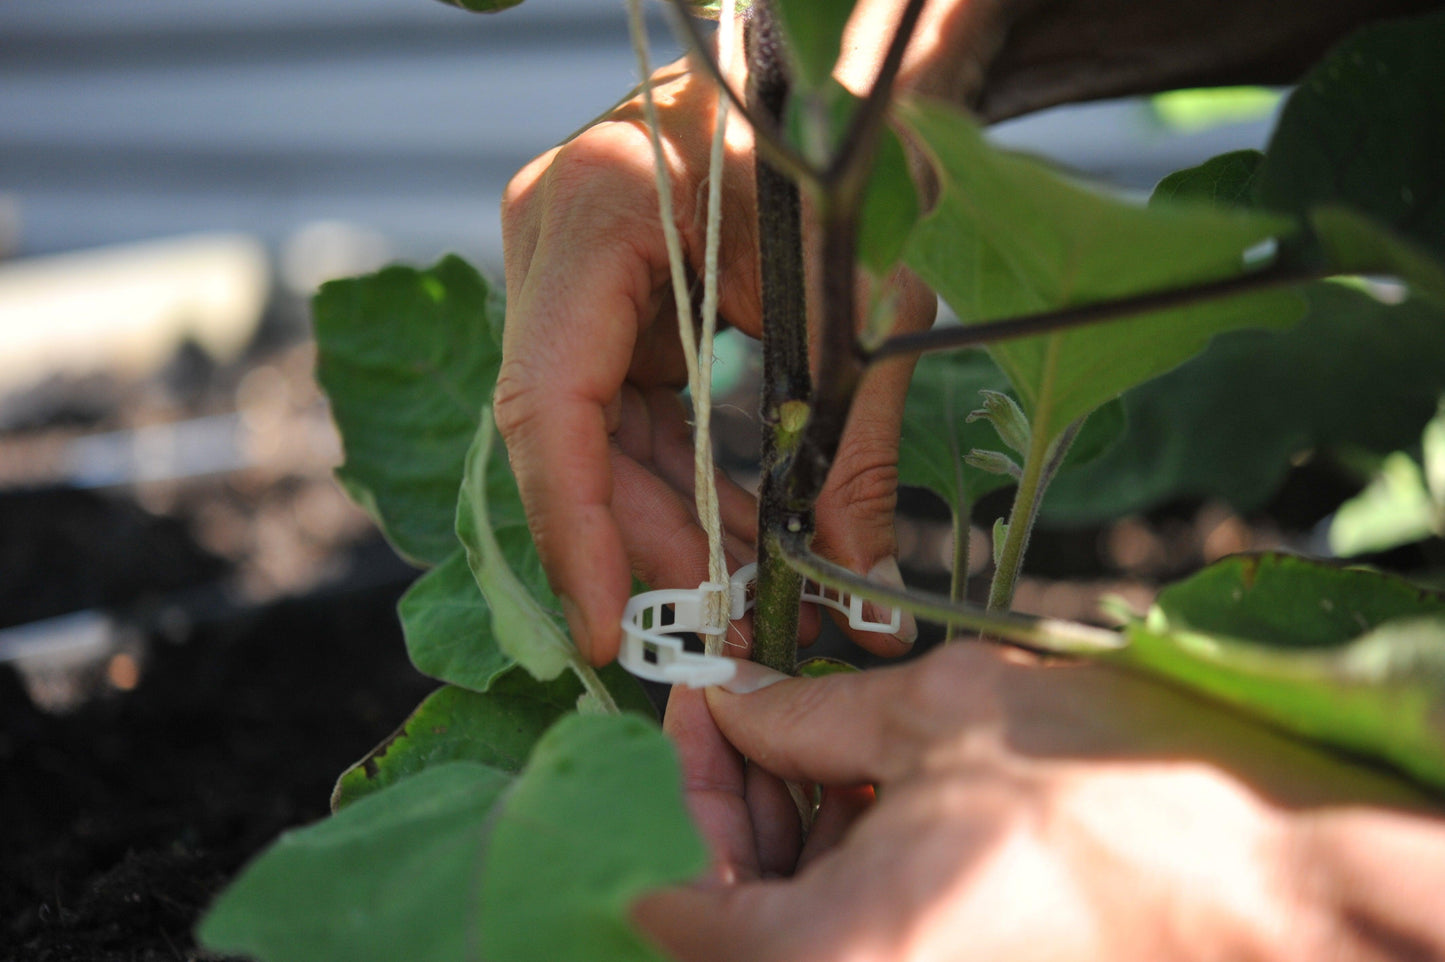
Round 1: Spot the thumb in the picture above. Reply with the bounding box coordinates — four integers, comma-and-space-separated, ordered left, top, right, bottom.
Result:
811, 350, 921, 656
632, 881, 801, 962
811, 271, 933, 657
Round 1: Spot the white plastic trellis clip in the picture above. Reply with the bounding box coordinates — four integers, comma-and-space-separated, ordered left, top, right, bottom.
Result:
618, 564, 903, 687
619, 581, 737, 688
801, 580, 903, 634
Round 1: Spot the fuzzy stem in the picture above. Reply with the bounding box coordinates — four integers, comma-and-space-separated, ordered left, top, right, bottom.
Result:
778, 532, 1122, 655
866, 266, 1315, 363
570, 656, 621, 714
985, 426, 1049, 613
749, 0, 809, 674
948, 506, 971, 635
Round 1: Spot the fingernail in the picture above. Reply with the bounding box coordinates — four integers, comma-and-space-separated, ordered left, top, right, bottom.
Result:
717, 660, 790, 695
560, 594, 592, 659
867, 557, 918, 646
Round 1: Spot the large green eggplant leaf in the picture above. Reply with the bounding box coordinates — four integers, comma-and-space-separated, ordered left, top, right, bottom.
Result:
200, 763, 511, 962
1044, 61, 1445, 525
772, 0, 855, 90
1253, 11, 1445, 269
332, 667, 656, 811
898, 348, 1124, 517
201, 715, 706, 962
1110, 553, 1445, 792
457, 408, 578, 682
898, 98, 1302, 446
315, 256, 508, 567
1043, 283, 1445, 523
478, 714, 708, 961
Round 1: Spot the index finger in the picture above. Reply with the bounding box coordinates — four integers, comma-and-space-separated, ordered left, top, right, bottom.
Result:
495, 126, 673, 664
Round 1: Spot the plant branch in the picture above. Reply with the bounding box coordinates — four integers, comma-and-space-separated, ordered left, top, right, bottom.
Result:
824, 0, 928, 202
570, 656, 621, 715
777, 531, 1124, 655
663, 0, 822, 190
864, 266, 1319, 363
984, 415, 1083, 614
750, 0, 811, 674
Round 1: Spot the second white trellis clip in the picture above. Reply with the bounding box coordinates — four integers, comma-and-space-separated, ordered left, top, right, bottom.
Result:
618, 563, 903, 688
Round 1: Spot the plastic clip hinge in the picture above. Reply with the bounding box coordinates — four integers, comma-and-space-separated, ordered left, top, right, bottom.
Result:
618, 564, 902, 687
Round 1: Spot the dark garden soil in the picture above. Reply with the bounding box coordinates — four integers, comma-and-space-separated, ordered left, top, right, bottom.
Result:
0, 505, 432, 962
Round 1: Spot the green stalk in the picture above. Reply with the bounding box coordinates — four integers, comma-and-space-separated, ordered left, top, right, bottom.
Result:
748, 0, 809, 675
948, 505, 971, 636
778, 532, 1122, 655
986, 426, 1050, 613
570, 657, 621, 715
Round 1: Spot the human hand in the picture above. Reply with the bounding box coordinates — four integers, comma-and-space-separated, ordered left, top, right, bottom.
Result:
639, 642, 1445, 961
495, 57, 931, 666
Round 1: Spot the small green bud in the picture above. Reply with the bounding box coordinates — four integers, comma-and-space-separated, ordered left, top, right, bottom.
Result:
966, 390, 1031, 455
779, 400, 810, 435
964, 448, 1023, 480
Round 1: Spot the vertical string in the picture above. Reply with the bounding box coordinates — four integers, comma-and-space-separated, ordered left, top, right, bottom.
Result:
626, 0, 732, 648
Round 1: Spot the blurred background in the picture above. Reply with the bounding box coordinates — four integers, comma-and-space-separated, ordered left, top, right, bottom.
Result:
0, 1, 1287, 958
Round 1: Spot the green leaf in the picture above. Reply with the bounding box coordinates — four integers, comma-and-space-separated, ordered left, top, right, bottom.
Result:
331, 681, 568, 810
200, 763, 511, 962
399, 522, 555, 690
201, 715, 706, 962
314, 256, 506, 567
786, 81, 919, 273
796, 656, 859, 677
1307, 206, 1445, 301
897, 348, 1125, 518
897, 97, 1302, 445
1253, 11, 1445, 267
399, 550, 514, 691
478, 714, 708, 961
1330, 452, 1438, 556
897, 350, 1017, 515
1329, 399, 1445, 556
456, 408, 578, 682
858, 121, 919, 275
1111, 553, 1445, 792
332, 667, 657, 810
773, 0, 856, 90
1151, 150, 1263, 208
1043, 283, 1445, 523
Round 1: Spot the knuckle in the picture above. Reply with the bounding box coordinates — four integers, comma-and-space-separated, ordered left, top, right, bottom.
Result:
821, 453, 899, 526
491, 362, 543, 443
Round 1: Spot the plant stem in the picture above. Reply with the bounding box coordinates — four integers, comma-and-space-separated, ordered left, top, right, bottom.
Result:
948, 505, 971, 635
777, 531, 1123, 655
749, 0, 809, 674
570, 656, 620, 715
865, 265, 1316, 363
663, 0, 820, 189
985, 427, 1049, 613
